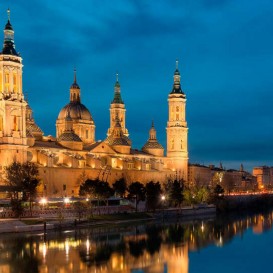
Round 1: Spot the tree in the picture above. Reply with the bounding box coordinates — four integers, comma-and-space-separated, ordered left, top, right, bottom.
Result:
79, 179, 113, 204
166, 179, 184, 207
112, 178, 127, 198
128, 182, 146, 212
79, 179, 98, 197
145, 181, 162, 211
5, 161, 40, 214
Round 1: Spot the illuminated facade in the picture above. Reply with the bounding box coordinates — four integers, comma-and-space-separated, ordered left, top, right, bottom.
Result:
0, 12, 188, 197
253, 166, 273, 189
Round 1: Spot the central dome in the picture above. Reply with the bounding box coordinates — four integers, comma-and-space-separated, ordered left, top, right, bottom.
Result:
58, 102, 93, 122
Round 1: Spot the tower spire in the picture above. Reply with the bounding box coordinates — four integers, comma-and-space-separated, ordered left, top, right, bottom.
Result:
171, 60, 183, 94
73, 67, 77, 84
107, 72, 128, 137
7, 8, 10, 21
112, 72, 123, 103
70, 68, 80, 102
2, 8, 19, 56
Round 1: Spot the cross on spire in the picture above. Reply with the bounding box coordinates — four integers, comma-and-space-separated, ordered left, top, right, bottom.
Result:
7, 8, 10, 21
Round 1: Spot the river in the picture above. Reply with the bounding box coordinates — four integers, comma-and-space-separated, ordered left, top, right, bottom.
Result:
0, 210, 272, 273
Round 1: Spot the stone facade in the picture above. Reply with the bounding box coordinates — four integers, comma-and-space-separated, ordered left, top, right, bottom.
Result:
0, 12, 188, 197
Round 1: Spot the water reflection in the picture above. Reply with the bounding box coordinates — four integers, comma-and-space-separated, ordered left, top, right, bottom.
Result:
0, 211, 272, 273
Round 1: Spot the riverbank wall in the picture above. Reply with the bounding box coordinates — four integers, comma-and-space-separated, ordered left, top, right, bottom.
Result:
217, 193, 273, 212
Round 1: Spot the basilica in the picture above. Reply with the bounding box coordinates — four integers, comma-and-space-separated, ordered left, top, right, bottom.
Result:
0, 12, 188, 197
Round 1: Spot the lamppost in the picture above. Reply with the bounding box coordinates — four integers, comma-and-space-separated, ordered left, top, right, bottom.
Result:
161, 195, 166, 221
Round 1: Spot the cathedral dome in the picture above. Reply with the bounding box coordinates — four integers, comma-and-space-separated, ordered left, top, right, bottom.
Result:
58, 102, 93, 122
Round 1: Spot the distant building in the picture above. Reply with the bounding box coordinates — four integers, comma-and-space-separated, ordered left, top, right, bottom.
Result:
189, 163, 256, 191
0, 11, 188, 197
253, 166, 273, 189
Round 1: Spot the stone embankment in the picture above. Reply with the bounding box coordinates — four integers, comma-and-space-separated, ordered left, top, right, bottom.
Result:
0, 205, 217, 234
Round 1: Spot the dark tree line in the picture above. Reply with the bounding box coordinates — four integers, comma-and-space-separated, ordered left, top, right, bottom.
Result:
79, 177, 186, 211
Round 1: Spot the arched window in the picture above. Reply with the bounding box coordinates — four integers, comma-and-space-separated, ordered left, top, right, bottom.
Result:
171, 139, 174, 150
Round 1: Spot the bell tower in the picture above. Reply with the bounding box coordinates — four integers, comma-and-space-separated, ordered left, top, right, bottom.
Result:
166, 61, 188, 180
107, 73, 129, 137
0, 9, 28, 166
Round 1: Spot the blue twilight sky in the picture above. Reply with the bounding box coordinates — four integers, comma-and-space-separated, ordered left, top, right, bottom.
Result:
1, 0, 273, 171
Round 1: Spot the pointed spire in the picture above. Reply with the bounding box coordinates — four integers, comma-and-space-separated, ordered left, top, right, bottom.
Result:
2, 8, 18, 56
170, 59, 183, 94
70, 68, 80, 102
112, 72, 123, 104
149, 120, 156, 140
73, 67, 77, 84
115, 71, 120, 88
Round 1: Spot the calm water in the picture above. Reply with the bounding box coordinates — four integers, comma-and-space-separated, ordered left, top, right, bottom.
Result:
0, 211, 272, 273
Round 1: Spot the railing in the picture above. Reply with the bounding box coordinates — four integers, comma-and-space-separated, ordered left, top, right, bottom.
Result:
0, 205, 134, 218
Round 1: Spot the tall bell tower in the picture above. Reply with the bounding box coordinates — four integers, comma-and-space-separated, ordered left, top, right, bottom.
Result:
0, 9, 28, 167
166, 61, 188, 180
107, 73, 129, 137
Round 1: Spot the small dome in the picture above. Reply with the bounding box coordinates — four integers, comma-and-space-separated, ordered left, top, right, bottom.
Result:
57, 131, 82, 142
106, 134, 131, 146
58, 102, 93, 121
142, 141, 164, 150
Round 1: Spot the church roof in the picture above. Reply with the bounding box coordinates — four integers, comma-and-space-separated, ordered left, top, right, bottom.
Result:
57, 131, 82, 142
106, 134, 131, 146
27, 123, 43, 134
142, 140, 164, 150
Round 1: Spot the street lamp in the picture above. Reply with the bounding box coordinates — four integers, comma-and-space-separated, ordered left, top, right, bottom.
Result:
161, 195, 166, 221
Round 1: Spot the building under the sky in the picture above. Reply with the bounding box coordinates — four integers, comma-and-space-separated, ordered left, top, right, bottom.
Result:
0, 11, 188, 197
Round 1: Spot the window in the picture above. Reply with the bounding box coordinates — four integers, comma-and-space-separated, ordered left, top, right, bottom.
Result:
13, 116, 17, 131
5, 73, 9, 91
13, 74, 17, 92
171, 139, 174, 149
